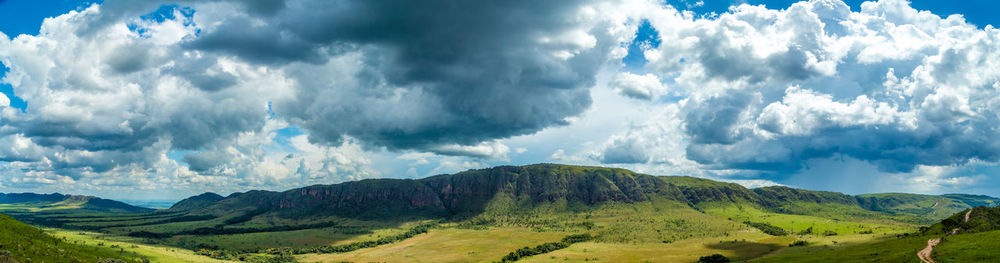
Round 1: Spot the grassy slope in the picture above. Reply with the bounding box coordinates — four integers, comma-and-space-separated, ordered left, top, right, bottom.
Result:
0, 214, 142, 263
751, 234, 926, 263
934, 230, 1000, 262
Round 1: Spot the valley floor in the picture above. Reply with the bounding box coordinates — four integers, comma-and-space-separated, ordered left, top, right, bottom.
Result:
6, 209, 985, 263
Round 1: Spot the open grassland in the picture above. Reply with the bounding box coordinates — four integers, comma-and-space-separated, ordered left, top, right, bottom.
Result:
751, 234, 927, 263
520, 230, 787, 263
465, 196, 746, 243
701, 202, 916, 236
934, 230, 1000, 262
168, 221, 420, 251
45, 228, 236, 263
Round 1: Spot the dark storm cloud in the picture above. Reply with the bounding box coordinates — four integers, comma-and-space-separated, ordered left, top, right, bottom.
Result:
683, 92, 754, 145
89, 0, 623, 151
181, 0, 625, 150
1, 0, 631, 182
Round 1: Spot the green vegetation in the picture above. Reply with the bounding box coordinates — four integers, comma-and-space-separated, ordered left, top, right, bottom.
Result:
0, 214, 143, 263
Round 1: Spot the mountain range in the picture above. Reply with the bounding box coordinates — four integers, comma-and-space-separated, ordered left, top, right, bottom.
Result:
166, 164, 997, 224
0, 192, 154, 213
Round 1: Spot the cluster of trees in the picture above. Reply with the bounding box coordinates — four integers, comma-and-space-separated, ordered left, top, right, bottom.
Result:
195, 248, 295, 263
224, 208, 271, 225
788, 240, 808, 247
77, 214, 217, 230
497, 233, 594, 262
127, 221, 342, 239
293, 222, 436, 254
742, 221, 788, 236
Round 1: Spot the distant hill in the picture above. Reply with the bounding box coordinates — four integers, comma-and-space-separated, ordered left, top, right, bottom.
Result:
167, 192, 225, 211
0, 214, 141, 262
179, 164, 996, 223
0, 192, 154, 213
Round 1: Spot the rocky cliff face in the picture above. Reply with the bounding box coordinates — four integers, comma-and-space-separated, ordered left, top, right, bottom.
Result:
277, 179, 447, 218
192, 164, 764, 219
420, 164, 672, 214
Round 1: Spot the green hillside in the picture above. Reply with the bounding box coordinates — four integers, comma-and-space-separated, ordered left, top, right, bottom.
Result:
0, 214, 143, 263
168, 192, 225, 212
167, 164, 993, 224
2, 164, 998, 262
752, 205, 1000, 263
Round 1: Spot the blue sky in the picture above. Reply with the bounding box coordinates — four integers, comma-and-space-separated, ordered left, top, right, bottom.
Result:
2, 0, 1000, 201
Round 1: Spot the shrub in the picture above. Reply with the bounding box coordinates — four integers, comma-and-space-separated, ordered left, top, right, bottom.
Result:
698, 254, 730, 263
295, 222, 436, 254
822, 230, 838, 236
788, 240, 808, 247
560, 233, 594, 243
743, 221, 788, 236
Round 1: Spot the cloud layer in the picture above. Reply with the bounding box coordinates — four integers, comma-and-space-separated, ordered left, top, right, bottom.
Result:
2, 0, 1000, 198
626, 0, 1000, 174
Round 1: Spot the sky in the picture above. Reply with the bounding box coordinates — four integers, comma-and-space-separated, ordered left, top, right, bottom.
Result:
2, 0, 1000, 201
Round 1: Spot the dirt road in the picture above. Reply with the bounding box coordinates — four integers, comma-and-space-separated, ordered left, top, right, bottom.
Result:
918, 238, 941, 263
919, 209, 973, 263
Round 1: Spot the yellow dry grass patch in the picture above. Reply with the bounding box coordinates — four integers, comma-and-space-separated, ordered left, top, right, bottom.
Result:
297, 227, 566, 263
519, 230, 787, 263
45, 228, 236, 263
